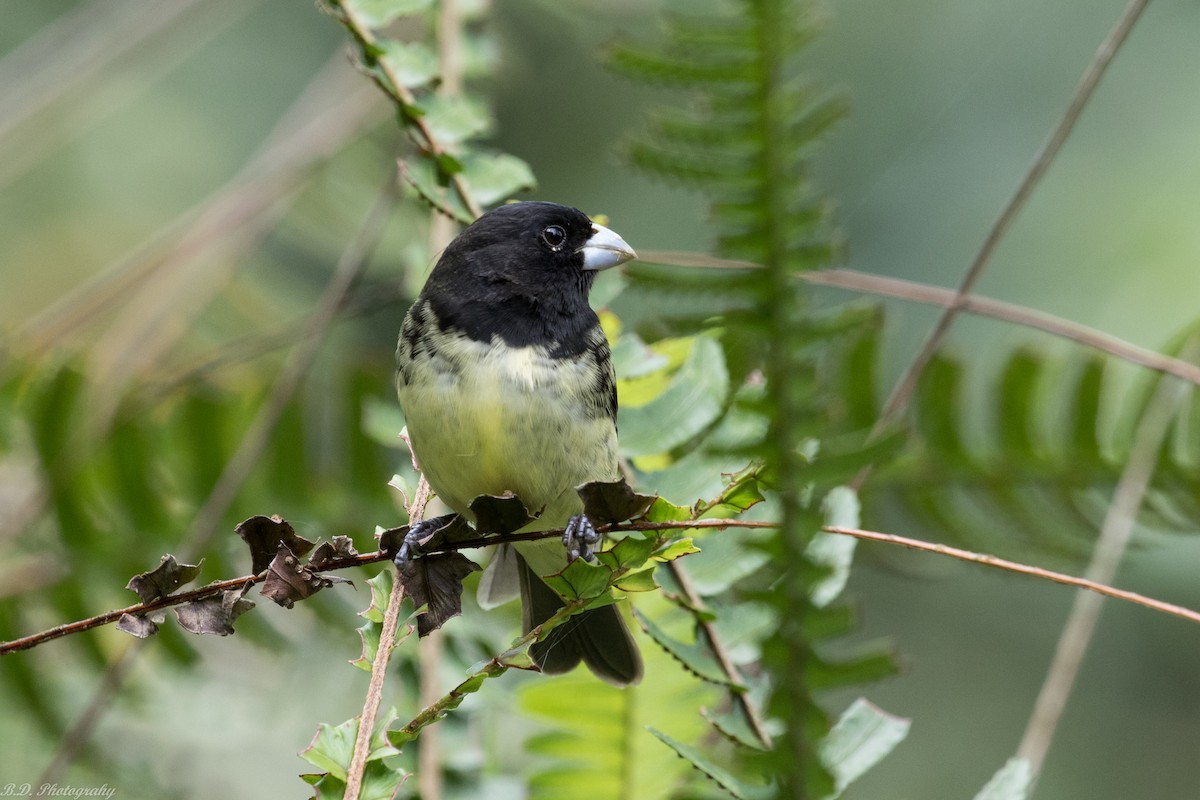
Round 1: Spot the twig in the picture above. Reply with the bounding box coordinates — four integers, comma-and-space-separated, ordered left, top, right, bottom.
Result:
822, 526, 1200, 626
667, 560, 772, 748
1015, 336, 1199, 781
872, 0, 1152, 435
344, 478, 431, 800
326, 0, 482, 220
634, 256, 1200, 390
11, 517, 1200, 655
800, 269, 1200, 387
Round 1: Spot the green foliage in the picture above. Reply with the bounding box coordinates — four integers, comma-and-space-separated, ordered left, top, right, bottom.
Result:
853, 331, 1200, 561
612, 1, 900, 797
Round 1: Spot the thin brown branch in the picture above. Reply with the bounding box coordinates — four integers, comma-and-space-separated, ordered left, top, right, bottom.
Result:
633, 256, 1200, 389
873, 0, 1152, 434
344, 477, 431, 800
668, 560, 772, 749
1016, 337, 1199, 780
11, 516, 1200, 657
823, 525, 1200, 626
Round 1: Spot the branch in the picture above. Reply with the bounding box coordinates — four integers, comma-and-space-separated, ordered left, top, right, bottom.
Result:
872, 0, 1152, 434
634, 256, 1200, 390
344, 477, 432, 800
1015, 336, 1200, 778
11, 516, 1200, 657
822, 526, 1200, 627
325, 0, 483, 220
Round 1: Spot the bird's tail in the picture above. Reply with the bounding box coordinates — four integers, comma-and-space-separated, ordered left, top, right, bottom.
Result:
517, 553, 643, 686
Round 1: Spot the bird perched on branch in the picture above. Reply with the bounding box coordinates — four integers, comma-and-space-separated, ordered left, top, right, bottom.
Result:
394, 201, 642, 685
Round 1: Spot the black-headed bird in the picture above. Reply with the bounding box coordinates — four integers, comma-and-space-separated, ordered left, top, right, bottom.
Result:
394, 201, 642, 685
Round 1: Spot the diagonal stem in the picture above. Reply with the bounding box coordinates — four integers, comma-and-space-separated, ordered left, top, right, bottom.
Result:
1015, 336, 1199, 784
873, 0, 1152, 435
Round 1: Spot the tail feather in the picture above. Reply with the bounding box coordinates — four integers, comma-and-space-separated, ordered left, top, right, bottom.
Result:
518, 555, 643, 686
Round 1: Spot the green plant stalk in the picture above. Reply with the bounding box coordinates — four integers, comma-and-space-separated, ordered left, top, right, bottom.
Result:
753, 1, 826, 796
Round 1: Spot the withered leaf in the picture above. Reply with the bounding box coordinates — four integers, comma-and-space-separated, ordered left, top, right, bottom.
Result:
469, 493, 536, 535
126, 554, 204, 603
577, 479, 657, 525
308, 535, 359, 568
236, 515, 315, 574
396, 553, 481, 636
116, 609, 168, 639
261, 543, 348, 609
377, 515, 471, 556
175, 584, 255, 636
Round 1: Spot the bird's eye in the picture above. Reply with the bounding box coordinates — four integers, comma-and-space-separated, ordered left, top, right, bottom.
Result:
540, 225, 567, 250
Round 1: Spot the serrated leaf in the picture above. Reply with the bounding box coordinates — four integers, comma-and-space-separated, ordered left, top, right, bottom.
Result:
261, 543, 347, 609
702, 704, 769, 750
651, 537, 700, 562
395, 552, 481, 635
308, 535, 359, 568
469, 492, 536, 534
577, 479, 657, 525
635, 609, 737, 687
820, 698, 910, 796
648, 728, 772, 800
351, 620, 382, 672
174, 584, 255, 636
378, 39, 438, 90
618, 335, 729, 457
126, 554, 203, 603
544, 556, 612, 601
116, 609, 167, 639
344, 0, 433, 27
613, 567, 658, 592
460, 152, 536, 206
300, 711, 402, 782
235, 515, 315, 574
416, 94, 491, 144
360, 570, 393, 623
973, 758, 1033, 800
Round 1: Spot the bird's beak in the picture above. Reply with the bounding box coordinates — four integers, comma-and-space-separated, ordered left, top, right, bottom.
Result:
578, 223, 637, 271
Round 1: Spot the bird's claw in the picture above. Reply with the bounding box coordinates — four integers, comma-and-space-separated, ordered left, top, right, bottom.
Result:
563, 514, 601, 562
394, 514, 456, 570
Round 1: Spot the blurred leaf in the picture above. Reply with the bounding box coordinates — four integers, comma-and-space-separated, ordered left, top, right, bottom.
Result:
344, 0, 433, 27
648, 728, 772, 800
416, 94, 492, 144
619, 335, 729, 457
460, 151, 537, 206
379, 39, 439, 90
820, 698, 910, 796
635, 608, 737, 687
808, 487, 859, 608
973, 758, 1033, 800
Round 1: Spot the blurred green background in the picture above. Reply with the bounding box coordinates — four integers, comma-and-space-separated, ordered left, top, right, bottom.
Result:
3, 0, 1200, 797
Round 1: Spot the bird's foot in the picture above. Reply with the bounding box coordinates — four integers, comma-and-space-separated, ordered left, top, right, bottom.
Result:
563, 513, 602, 563
393, 513, 458, 570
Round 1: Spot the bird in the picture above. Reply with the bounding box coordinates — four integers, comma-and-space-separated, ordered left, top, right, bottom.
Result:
394, 200, 643, 685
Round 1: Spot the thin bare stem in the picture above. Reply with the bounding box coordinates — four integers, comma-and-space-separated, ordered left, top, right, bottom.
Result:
1015, 337, 1199, 782
873, 0, 1152, 434
633, 256, 1200, 390
668, 561, 772, 748
344, 480, 430, 800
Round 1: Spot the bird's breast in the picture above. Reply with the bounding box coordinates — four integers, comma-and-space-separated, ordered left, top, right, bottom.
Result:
397, 328, 618, 526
